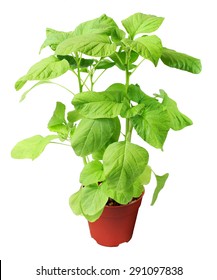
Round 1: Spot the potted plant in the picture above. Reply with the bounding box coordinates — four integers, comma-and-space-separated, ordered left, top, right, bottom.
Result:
11, 13, 201, 247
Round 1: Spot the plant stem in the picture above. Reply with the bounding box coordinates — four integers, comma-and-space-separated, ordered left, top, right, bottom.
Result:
46, 81, 75, 95
50, 141, 71, 147
131, 58, 145, 75
125, 50, 133, 142
93, 69, 107, 85
83, 157, 87, 165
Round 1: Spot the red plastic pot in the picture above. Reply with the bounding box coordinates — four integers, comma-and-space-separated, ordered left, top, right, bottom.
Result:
88, 194, 144, 247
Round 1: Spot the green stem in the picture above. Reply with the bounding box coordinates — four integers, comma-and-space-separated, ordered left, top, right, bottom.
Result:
45, 81, 75, 95
93, 69, 107, 85
50, 141, 71, 147
131, 58, 145, 75
83, 157, 87, 165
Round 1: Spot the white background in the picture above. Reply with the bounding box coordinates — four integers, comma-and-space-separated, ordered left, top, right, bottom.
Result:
0, 0, 216, 279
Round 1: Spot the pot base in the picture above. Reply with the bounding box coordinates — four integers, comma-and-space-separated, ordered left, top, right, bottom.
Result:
88, 194, 143, 247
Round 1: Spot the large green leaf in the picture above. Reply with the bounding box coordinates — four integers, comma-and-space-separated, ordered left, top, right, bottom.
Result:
131, 102, 170, 149
122, 13, 164, 39
56, 34, 116, 57
159, 90, 193, 130
73, 14, 119, 36
161, 47, 202, 74
72, 90, 123, 119
70, 118, 116, 157
81, 184, 108, 219
15, 56, 70, 90
151, 173, 169, 205
69, 188, 83, 216
103, 141, 149, 204
80, 160, 105, 186
92, 117, 121, 160
11, 135, 58, 160
40, 28, 73, 52
122, 36, 162, 66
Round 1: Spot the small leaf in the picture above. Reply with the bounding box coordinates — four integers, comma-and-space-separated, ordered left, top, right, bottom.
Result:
67, 110, 82, 123
151, 173, 169, 205
70, 118, 116, 157
159, 90, 193, 130
56, 34, 116, 57
110, 51, 139, 70
72, 90, 123, 119
81, 184, 108, 216
11, 135, 58, 160
122, 36, 162, 66
80, 160, 105, 186
122, 13, 164, 38
161, 47, 202, 74
128, 84, 156, 105
121, 103, 145, 118
103, 141, 149, 204
48, 102, 68, 138
95, 59, 115, 69
69, 188, 83, 216
15, 56, 70, 90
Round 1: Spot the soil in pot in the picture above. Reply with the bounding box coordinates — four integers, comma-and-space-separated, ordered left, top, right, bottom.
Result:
88, 193, 144, 247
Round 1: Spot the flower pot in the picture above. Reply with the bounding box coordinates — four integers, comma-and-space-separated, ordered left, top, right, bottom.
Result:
88, 193, 144, 247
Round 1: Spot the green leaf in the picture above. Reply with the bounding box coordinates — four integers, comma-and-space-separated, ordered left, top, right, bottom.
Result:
151, 173, 169, 205
73, 14, 119, 36
128, 84, 156, 105
19, 81, 50, 102
67, 110, 82, 123
48, 102, 68, 138
15, 56, 70, 90
161, 47, 202, 74
133, 185, 144, 198
72, 90, 123, 119
110, 51, 139, 70
69, 188, 83, 216
122, 13, 164, 38
122, 36, 162, 66
81, 184, 108, 217
159, 90, 193, 130
92, 117, 121, 160
56, 34, 116, 57
95, 59, 115, 69
121, 103, 145, 118
80, 160, 105, 186
11, 135, 58, 160
70, 118, 116, 157
103, 141, 149, 204
111, 28, 126, 43
82, 209, 104, 222
40, 28, 73, 52
131, 101, 170, 149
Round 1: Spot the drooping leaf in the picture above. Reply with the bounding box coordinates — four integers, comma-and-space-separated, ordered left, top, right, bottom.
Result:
40, 28, 73, 52
159, 89, 193, 130
122, 13, 164, 39
70, 118, 116, 157
81, 184, 108, 217
72, 90, 123, 119
131, 101, 170, 149
15, 56, 70, 90
80, 160, 105, 186
122, 35, 163, 66
82, 208, 104, 222
19, 81, 51, 102
103, 141, 149, 204
151, 173, 169, 205
56, 34, 116, 57
11, 135, 58, 160
69, 188, 83, 216
161, 47, 202, 74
